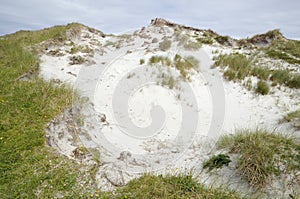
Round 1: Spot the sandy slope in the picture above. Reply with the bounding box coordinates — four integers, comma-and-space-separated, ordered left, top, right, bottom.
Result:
41, 23, 299, 194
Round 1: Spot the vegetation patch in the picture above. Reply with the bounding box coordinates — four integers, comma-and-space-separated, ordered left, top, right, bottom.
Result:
100, 174, 240, 199
213, 53, 300, 90
196, 36, 214, 45
69, 55, 86, 65
265, 39, 300, 64
139, 58, 145, 65
213, 53, 252, 81
0, 24, 97, 198
255, 80, 270, 95
149, 54, 199, 80
215, 35, 231, 45
203, 154, 231, 171
284, 110, 300, 129
217, 129, 300, 189
159, 38, 172, 51
70, 45, 94, 55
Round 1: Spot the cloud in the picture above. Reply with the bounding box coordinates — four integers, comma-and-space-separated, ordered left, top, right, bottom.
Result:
0, 0, 299, 39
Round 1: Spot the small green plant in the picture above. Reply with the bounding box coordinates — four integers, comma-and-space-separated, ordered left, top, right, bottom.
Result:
255, 80, 269, 95
70, 45, 80, 54
159, 38, 172, 51
251, 66, 270, 80
203, 154, 231, 171
139, 58, 145, 65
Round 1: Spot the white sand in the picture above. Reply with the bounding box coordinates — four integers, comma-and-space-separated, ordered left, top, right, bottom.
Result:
41, 24, 299, 194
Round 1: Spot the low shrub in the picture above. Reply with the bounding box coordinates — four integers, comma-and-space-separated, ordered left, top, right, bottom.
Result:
203, 154, 231, 171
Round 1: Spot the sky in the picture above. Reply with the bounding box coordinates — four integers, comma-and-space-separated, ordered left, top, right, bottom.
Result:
1, 0, 299, 39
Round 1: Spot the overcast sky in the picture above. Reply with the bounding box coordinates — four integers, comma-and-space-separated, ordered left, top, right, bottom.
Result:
1, 0, 299, 39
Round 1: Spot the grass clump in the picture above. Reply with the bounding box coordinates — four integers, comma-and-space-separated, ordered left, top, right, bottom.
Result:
251, 66, 270, 80
217, 129, 300, 189
139, 58, 145, 65
183, 40, 202, 50
284, 110, 300, 129
149, 54, 199, 80
255, 80, 270, 95
101, 174, 240, 199
159, 38, 172, 51
149, 55, 172, 66
213, 53, 252, 80
286, 74, 300, 89
203, 154, 231, 171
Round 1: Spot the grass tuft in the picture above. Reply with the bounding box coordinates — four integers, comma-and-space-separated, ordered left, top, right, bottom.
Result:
217, 129, 300, 189
255, 80, 270, 95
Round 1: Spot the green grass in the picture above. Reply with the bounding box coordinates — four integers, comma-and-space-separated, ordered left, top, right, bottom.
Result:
149, 54, 199, 80
213, 53, 252, 81
4, 23, 83, 48
183, 40, 202, 50
100, 174, 241, 199
70, 45, 94, 55
255, 80, 269, 95
217, 129, 300, 189
0, 24, 97, 198
213, 53, 300, 90
284, 110, 300, 129
264, 39, 300, 64
149, 55, 172, 66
